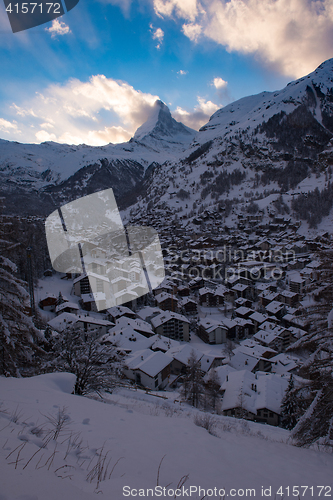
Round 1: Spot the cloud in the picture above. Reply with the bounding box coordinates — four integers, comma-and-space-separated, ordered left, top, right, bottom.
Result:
153, 0, 333, 78
177, 70, 188, 75
172, 96, 220, 129
150, 24, 165, 48
182, 22, 202, 42
4, 75, 159, 146
212, 77, 227, 90
153, 0, 201, 21
45, 19, 71, 37
0, 118, 18, 132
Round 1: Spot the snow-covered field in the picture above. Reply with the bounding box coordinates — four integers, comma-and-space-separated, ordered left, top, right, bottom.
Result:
0, 373, 332, 500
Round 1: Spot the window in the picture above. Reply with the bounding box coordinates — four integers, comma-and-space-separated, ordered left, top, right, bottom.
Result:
96, 279, 104, 293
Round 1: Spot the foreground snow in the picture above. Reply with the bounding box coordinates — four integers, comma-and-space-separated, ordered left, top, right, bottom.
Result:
0, 373, 332, 499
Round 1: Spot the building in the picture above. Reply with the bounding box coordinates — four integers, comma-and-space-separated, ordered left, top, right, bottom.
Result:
151, 311, 190, 342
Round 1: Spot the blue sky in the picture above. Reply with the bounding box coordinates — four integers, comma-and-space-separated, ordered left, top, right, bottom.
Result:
1, 0, 333, 146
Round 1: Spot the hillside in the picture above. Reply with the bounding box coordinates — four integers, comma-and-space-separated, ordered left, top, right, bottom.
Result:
125, 59, 333, 235
1, 373, 332, 500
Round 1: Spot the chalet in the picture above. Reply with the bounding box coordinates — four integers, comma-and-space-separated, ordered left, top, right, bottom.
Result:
254, 322, 292, 352
39, 294, 58, 312
106, 305, 136, 323
220, 370, 288, 425
115, 316, 154, 338
179, 297, 198, 315
155, 292, 179, 312
55, 302, 80, 316
101, 328, 154, 355
165, 345, 203, 376
48, 312, 113, 337
123, 349, 172, 390
234, 306, 254, 320
258, 290, 279, 307
278, 290, 299, 307
199, 287, 218, 307
197, 318, 228, 344
234, 297, 252, 309
249, 311, 275, 333
265, 300, 286, 319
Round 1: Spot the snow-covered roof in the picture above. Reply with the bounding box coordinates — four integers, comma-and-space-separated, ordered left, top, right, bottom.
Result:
221, 370, 288, 414
151, 311, 189, 328
125, 349, 172, 378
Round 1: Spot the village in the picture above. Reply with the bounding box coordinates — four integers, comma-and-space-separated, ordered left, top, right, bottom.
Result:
37, 202, 331, 429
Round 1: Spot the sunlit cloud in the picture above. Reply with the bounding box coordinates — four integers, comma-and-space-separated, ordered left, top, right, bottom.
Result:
212, 77, 227, 90
45, 19, 71, 38
172, 96, 220, 129
153, 0, 333, 78
177, 70, 188, 75
4, 75, 159, 146
153, 0, 201, 22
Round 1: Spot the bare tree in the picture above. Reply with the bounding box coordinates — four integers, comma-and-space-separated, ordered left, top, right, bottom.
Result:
45, 325, 122, 396
181, 351, 205, 408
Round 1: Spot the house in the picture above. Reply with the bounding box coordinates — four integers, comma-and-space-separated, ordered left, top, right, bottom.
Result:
151, 311, 190, 342
115, 316, 154, 338
249, 311, 275, 333
123, 349, 172, 390
234, 306, 254, 320
265, 300, 286, 319
39, 294, 58, 312
289, 275, 306, 294
155, 292, 179, 312
48, 312, 113, 337
278, 290, 299, 307
220, 370, 288, 425
101, 328, 154, 355
106, 305, 136, 323
258, 290, 280, 307
197, 318, 228, 344
199, 287, 217, 307
254, 322, 292, 352
179, 297, 198, 315
55, 302, 80, 316
165, 345, 203, 376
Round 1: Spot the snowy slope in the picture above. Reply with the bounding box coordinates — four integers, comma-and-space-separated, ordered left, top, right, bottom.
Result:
198, 58, 333, 143
125, 58, 333, 235
1, 373, 332, 500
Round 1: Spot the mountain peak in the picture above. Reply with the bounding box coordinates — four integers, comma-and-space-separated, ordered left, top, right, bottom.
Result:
132, 100, 196, 147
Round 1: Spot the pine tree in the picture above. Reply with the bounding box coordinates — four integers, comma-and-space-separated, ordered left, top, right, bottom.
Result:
280, 375, 305, 430
0, 255, 42, 376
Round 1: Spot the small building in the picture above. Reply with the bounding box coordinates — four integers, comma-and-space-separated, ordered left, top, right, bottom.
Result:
123, 349, 172, 390
197, 318, 228, 344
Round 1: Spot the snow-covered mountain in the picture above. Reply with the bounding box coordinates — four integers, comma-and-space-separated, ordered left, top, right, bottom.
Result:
126, 58, 333, 234
0, 101, 196, 215
132, 99, 196, 148
2, 59, 333, 223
